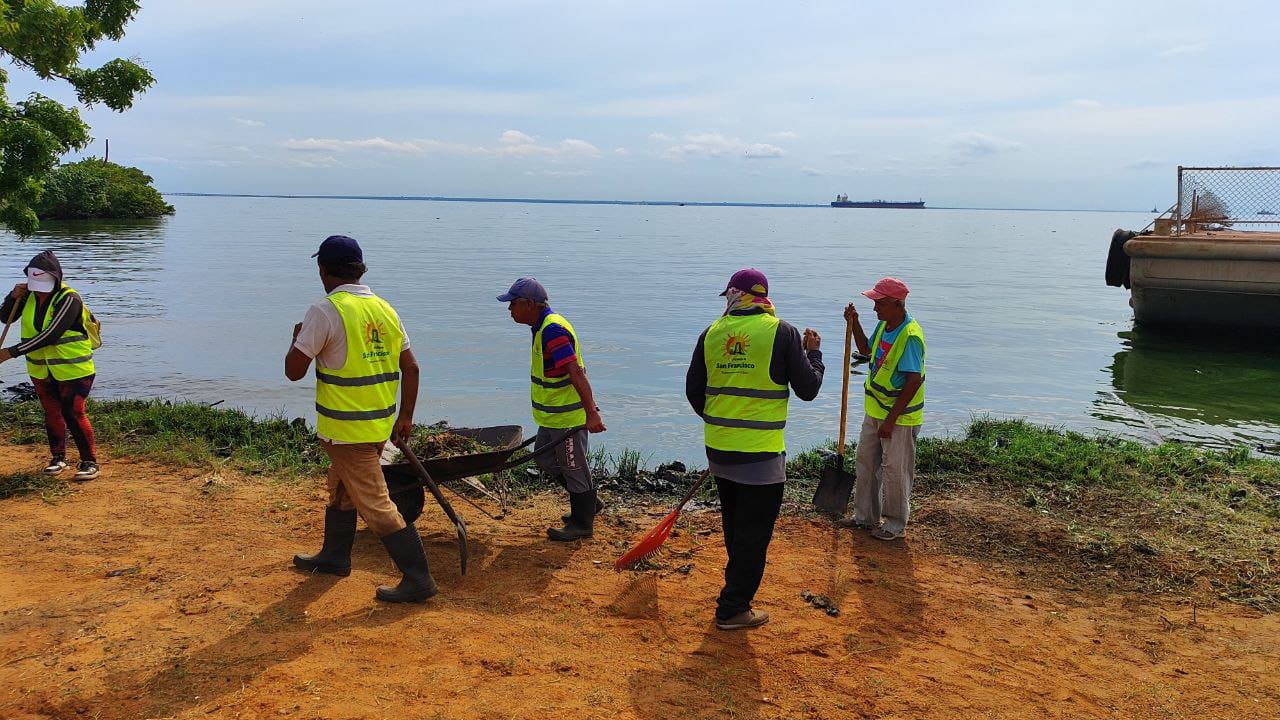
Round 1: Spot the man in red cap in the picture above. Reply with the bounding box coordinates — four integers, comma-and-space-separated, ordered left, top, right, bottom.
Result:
687, 268, 824, 629
839, 277, 926, 541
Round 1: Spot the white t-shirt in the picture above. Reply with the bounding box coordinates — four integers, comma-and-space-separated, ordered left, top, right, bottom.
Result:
293, 284, 411, 370
294, 284, 411, 445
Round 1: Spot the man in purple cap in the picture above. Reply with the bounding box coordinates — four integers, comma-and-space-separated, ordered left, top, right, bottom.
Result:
285, 235, 437, 603
686, 268, 825, 630
499, 277, 606, 541
839, 277, 926, 541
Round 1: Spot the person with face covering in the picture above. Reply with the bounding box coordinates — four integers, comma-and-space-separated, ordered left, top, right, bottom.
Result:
0, 251, 100, 481
685, 268, 825, 630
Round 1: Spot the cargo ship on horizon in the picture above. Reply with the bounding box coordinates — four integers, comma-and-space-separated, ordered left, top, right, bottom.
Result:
831, 194, 925, 209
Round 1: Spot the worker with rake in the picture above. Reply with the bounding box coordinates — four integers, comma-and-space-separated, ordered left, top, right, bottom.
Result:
499, 277, 607, 541
286, 235, 437, 603
686, 268, 824, 630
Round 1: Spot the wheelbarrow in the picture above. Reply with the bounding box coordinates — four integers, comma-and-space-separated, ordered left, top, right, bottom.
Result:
381, 425, 579, 575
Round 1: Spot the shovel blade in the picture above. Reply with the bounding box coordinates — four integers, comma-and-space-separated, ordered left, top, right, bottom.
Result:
812, 463, 855, 517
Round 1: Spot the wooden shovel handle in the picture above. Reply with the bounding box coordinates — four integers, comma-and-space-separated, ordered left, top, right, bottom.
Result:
837, 316, 853, 454
0, 294, 20, 347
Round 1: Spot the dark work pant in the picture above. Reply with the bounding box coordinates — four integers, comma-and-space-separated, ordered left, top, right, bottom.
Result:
32, 374, 97, 462
714, 477, 784, 620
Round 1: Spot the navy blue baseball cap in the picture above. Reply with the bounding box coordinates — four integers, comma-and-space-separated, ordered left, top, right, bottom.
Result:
311, 235, 363, 263
497, 277, 548, 303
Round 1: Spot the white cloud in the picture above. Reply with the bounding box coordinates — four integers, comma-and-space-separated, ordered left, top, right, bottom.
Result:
285, 137, 423, 154
770, 131, 799, 139
232, 117, 266, 127
1126, 159, 1163, 171
801, 166, 825, 176
649, 132, 673, 142
660, 133, 786, 161
948, 131, 1023, 163
524, 169, 594, 177
495, 130, 601, 159
1159, 43, 1207, 57
614, 147, 629, 156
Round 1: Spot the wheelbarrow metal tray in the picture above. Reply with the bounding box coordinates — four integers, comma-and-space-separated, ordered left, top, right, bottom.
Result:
382, 425, 524, 495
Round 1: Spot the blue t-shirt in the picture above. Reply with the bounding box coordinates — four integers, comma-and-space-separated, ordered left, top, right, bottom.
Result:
870, 316, 924, 388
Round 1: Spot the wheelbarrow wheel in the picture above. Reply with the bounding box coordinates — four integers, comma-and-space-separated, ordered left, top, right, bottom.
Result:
391, 485, 425, 525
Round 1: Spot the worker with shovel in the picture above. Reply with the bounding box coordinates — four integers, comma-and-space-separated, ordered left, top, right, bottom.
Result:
499, 277, 606, 541
286, 235, 437, 603
686, 269, 824, 630
837, 277, 925, 541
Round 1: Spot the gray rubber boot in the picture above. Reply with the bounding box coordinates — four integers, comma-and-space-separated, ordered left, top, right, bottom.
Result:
293, 507, 357, 576
548, 489, 596, 542
375, 525, 439, 603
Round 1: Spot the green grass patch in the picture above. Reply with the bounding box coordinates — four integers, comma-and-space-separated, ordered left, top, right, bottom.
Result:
0, 398, 326, 478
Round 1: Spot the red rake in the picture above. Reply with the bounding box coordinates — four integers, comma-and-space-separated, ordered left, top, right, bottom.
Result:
614, 470, 712, 571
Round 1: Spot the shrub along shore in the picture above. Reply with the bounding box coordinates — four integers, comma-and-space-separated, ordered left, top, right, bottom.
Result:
0, 398, 1277, 610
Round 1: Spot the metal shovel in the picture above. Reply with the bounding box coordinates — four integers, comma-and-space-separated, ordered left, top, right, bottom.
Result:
812, 316, 856, 516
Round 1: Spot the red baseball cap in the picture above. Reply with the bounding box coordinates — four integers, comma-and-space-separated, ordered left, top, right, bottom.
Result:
861, 277, 909, 301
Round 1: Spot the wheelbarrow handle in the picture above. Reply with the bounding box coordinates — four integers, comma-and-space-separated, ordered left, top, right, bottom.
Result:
394, 439, 468, 576
488, 426, 583, 474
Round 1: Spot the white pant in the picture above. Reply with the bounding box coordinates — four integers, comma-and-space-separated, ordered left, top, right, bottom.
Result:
852, 415, 921, 535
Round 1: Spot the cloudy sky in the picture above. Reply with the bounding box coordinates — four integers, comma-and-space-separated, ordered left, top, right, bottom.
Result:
15, 0, 1279, 209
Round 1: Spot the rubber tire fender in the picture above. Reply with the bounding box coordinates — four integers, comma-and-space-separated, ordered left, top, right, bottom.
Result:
1105, 229, 1137, 288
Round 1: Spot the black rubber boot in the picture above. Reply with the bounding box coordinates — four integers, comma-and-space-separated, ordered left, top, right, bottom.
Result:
293, 507, 357, 576
375, 525, 439, 603
561, 493, 604, 522
548, 489, 596, 542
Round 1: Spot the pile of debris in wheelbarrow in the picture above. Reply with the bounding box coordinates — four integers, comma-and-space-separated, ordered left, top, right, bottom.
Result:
381, 424, 712, 576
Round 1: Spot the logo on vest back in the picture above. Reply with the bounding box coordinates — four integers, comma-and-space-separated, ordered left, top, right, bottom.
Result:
362, 320, 393, 361
715, 333, 756, 371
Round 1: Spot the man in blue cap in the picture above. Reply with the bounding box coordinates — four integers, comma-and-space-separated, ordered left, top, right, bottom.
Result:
285, 235, 436, 602
499, 277, 606, 541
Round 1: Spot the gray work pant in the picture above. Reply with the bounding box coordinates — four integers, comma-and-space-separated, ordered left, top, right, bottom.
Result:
535, 426, 593, 494
852, 415, 921, 536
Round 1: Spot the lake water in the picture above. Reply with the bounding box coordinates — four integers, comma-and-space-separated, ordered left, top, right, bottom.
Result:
2, 196, 1277, 462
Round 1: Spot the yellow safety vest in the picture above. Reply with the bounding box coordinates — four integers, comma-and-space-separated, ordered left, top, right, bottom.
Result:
864, 318, 926, 426
314, 291, 404, 443
530, 312, 587, 428
702, 312, 789, 453
21, 285, 95, 381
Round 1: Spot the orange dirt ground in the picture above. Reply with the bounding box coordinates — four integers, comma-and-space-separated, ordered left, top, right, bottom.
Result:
1, 443, 1278, 720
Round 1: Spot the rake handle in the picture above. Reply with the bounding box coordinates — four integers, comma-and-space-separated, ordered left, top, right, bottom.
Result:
674, 470, 712, 512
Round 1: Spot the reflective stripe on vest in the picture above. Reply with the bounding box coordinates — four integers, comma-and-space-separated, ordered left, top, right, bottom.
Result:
863, 319, 927, 426
314, 291, 404, 443
21, 285, 95, 381
530, 312, 587, 429
702, 312, 788, 453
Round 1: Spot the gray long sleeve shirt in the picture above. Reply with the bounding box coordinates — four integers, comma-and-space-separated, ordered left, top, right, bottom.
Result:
686, 307, 825, 484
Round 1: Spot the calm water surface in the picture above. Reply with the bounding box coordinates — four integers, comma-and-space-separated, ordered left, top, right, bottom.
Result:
2, 197, 1277, 462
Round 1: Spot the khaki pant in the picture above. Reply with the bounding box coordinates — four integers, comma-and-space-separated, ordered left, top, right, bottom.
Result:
322, 440, 406, 537
852, 415, 921, 536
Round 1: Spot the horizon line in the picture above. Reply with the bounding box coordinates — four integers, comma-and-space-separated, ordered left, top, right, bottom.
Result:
161, 192, 1151, 214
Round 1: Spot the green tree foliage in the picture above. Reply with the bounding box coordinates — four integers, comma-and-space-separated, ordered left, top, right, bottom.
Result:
0, 1, 155, 235
35, 157, 172, 219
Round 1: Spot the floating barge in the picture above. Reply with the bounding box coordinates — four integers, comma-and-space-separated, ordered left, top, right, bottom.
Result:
1107, 166, 1280, 330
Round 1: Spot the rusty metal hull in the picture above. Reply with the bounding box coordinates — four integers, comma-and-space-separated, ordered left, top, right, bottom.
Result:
1125, 231, 1280, 330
